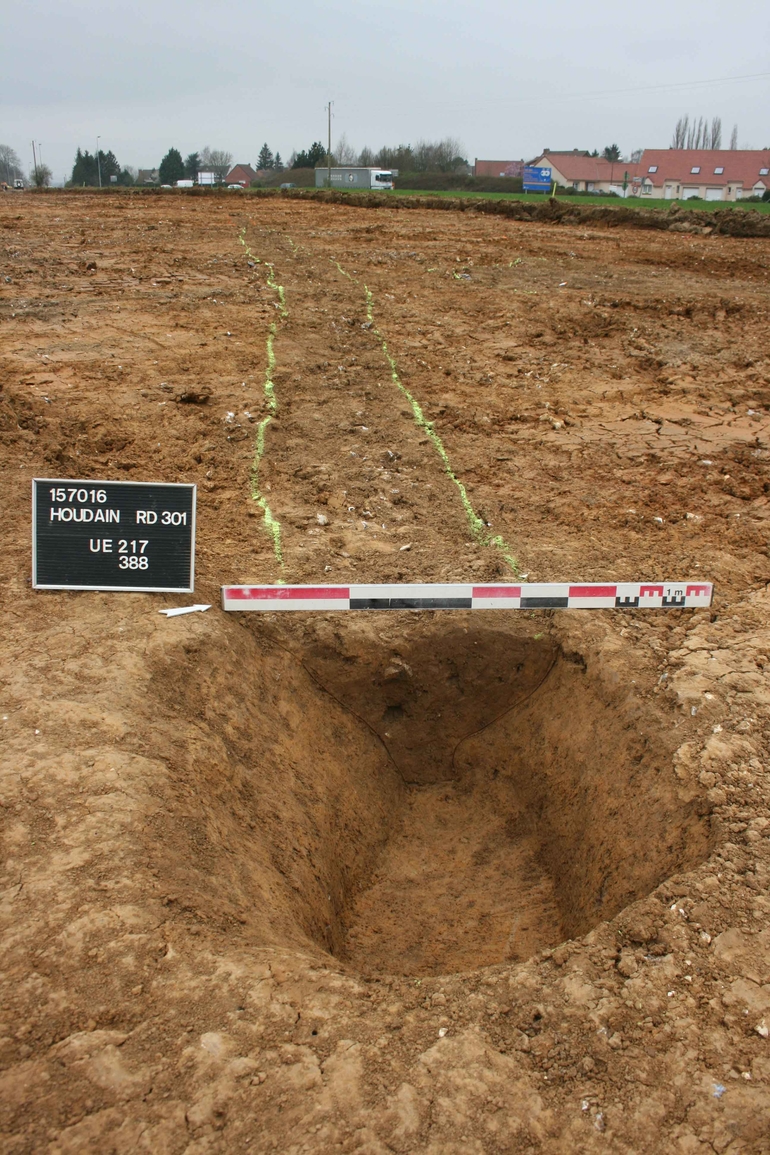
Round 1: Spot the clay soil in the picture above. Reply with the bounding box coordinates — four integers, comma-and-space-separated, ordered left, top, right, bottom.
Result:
1, 190, 770, 1153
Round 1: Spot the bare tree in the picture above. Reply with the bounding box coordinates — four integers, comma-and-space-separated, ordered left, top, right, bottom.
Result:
200, 146, 232, 180
375, 143, 414, 170
710, 117, 722, 149
630, 148, 643, 164
30, 163, 52, 187
333, 134, 358, 165
686, 117, 705, 148
671, 116, 688, 149
0, 144, 23, 184
412, 137, 467, 172
368, 138, 467, 173
730, 124, 739, 149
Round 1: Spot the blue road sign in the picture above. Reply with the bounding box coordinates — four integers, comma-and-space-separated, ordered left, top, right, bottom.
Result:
523, 166, 552, 192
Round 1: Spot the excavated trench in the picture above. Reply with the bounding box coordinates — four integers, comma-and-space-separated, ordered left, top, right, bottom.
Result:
152, 615, 712, 978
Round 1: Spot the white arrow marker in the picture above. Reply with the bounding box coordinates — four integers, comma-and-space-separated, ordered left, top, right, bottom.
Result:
158, 604, 212, 618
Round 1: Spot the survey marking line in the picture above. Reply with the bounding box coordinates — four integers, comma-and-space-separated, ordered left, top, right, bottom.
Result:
329, 258, 519, 574
239, 227, 286, 566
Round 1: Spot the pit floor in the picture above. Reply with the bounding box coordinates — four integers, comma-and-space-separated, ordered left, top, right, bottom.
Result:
342, 779, 564, 976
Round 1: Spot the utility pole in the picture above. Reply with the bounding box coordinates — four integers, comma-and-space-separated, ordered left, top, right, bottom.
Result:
31, 140, 38, 183
326, 101, 333, 188
96, 136, 102, 188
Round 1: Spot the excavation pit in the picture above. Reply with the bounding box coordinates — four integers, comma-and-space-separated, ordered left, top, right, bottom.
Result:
154, 616, 712, 978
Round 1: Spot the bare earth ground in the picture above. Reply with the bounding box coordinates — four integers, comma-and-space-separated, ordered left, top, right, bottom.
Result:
1, 191, 770, 1153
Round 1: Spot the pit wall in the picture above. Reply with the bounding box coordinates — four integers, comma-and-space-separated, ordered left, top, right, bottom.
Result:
146, 618, 403, 958
459, 643, 713, 940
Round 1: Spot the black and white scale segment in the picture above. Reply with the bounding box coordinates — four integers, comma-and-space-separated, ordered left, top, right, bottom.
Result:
222, 582, 713, 612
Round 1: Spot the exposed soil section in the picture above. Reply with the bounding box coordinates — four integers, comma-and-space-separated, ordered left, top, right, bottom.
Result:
1, 192, 770, 1154
300, 625, 558, 784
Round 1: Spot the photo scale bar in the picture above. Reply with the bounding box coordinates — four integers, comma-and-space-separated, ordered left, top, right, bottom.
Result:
221, 582, 713, 612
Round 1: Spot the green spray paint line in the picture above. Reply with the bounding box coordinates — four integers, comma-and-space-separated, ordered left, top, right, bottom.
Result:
238, 227, 285, 566
359, 281, 519, 575
331, 258, 354, 280
239, 226, 288, 317
253, 333, 283, 566
265, 264, 288, 317
263, 327, 277, 413
238, 227, 261, 264
247, 324, 283, 565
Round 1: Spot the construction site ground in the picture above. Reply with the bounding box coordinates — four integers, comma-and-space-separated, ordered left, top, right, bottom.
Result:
1, 191, 770, 1153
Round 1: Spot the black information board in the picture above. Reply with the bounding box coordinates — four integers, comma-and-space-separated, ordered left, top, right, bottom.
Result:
32, 479, 196, 592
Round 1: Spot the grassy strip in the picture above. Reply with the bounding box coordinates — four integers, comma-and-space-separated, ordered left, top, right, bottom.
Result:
239, 228, 284, 566
387, 189, 770, 213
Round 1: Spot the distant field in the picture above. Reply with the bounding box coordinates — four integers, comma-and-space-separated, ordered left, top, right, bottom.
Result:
390, 188, 770, 213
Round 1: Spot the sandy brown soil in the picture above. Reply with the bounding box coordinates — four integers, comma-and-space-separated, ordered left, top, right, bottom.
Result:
1, 190, 770, 1153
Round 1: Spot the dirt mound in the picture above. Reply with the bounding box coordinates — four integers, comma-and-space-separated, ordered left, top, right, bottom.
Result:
278, 186, 770, 237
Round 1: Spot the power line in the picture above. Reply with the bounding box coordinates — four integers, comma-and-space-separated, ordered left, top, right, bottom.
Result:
568, 70, 770, 100
467, 70, 770, 110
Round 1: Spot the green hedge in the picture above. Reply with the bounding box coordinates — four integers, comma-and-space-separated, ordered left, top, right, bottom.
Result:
394, 172, 524, 193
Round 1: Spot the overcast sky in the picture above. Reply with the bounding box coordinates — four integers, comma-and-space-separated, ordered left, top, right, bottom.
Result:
5, 0, 769, 181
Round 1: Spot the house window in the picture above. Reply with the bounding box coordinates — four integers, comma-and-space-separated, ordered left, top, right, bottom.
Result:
648, 165, 658, 173
760, 168, 769, 176
586, 182, 595, 191
690, 166, 700, 174
714, 166, 724, 174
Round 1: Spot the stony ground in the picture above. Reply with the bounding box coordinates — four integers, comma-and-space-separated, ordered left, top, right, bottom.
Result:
1, 190, 770, 1153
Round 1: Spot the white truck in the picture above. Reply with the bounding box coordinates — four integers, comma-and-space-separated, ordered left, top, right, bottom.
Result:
315, 167, 394, 190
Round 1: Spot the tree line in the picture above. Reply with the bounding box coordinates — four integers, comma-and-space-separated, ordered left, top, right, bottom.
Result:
66, 145, 234, 186
293, 136, 469, 172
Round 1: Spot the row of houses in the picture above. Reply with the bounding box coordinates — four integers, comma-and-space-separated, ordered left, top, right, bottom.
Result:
475, 149, 770, 201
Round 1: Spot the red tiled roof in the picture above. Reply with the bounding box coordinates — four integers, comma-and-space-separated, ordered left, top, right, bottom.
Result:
639, 150, 770, 189
474, 160, 524, 177
226, 164, 257, 184
530, 153, 637, 182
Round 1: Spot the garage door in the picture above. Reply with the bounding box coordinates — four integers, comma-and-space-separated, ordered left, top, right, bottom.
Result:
705, 188, 723, 201
682, 187, 700, 199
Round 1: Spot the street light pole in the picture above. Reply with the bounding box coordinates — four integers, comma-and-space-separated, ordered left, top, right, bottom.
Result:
96, 137, 102, 188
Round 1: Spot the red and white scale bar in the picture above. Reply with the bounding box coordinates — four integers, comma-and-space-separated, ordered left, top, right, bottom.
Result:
221, 582, 713, 612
